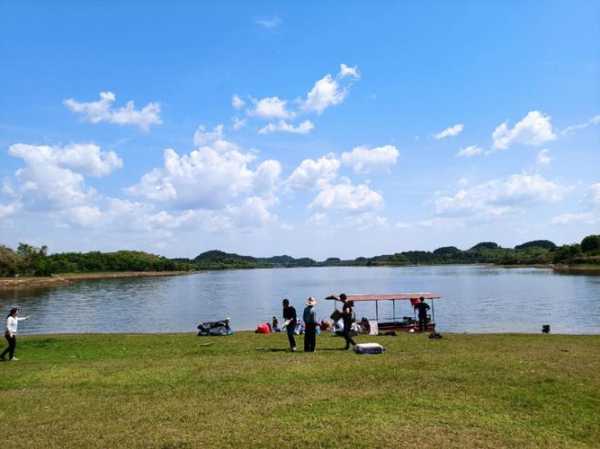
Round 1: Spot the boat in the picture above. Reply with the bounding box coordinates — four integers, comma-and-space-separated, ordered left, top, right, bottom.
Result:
325, 292, 441, 333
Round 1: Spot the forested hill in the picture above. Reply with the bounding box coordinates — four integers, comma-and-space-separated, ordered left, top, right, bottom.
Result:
1, 235, 599, 276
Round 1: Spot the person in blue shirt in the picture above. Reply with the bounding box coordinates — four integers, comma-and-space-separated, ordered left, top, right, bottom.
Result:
303, 297, 317, 352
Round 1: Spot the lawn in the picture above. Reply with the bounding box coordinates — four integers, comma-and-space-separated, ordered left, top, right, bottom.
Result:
1, 332, 599, 449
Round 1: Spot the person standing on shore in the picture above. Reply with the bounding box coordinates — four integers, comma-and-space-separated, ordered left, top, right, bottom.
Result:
340, 294, 357, 350
282, 299, 297, 352
303, 297, 317, 352
415, 297, 430, 332
1, 308, 29, 361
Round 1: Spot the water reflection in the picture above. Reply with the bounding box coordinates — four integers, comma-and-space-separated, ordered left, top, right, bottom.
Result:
1, 266, 598, 335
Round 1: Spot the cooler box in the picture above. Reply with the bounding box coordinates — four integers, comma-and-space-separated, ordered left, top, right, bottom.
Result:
354, 343, 385, 355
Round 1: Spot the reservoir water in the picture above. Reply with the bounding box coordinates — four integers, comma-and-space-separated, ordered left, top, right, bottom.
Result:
1, 265, 599, 335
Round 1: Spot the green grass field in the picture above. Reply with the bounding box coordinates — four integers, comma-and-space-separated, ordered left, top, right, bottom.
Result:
1, 332, 599, 449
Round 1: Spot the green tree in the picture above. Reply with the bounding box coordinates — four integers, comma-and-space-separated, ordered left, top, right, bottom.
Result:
581, 235, 600, 253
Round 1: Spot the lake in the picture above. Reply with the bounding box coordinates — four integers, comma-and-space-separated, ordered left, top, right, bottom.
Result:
1, 265, 599, 335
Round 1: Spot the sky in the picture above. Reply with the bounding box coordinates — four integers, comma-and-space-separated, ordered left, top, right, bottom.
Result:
0, 1, 599, 259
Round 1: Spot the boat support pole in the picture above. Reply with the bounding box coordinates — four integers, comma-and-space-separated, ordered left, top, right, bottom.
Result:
376, 300, 379, 322
432, 299, 435, 329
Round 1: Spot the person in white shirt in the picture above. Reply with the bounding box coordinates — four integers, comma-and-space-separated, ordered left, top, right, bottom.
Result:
1, 308, 29, 361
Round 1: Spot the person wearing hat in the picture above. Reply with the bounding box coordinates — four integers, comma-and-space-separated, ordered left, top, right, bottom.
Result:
340, 293, 357, 350
303, 297, 317, 352
1, 308, 29, 361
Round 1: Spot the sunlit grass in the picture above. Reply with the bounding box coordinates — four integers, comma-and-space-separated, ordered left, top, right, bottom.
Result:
1, 332, 598, 449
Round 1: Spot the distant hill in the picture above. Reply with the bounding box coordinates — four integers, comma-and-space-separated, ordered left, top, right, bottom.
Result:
515, 240, 557, 251
469, 242, 500, 251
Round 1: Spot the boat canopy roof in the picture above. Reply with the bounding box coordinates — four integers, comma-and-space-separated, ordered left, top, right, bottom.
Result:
325, 293, 441, 302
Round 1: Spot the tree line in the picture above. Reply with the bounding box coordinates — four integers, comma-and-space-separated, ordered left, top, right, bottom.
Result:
1, 234, 599, 277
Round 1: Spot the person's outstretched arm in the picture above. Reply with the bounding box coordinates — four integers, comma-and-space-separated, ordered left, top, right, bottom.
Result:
17, 316, 30, 321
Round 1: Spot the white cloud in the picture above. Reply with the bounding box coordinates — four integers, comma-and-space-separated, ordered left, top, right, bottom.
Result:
287, 154, 340, 190
128, 136, 281, 214
0, 202, 20, 220
456, 145, 483, 158
339, 64, 360, 79
310, 180, 383, 213
249, 96, 294, 119
64, 91, 161, 131
258, 120, 314, 135
255, 17, 281, 29
536, 149, 552, 166
551, 212, 597, 225
9, 143, 122, 178
193, 124, 224, 146
591, 183, 600, 205
341, 145, 399, 173
232, 95, 246, 110
232, 117, 247, 131
6, 144, 118, 211
561, 115, 600, 136
301, 74, 348, 114
434, 123, 464, 140
435, 173, 567, 219
492, 111, 556, 150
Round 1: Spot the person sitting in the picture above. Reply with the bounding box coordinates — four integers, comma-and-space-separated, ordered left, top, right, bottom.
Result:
272, 316, 281, 332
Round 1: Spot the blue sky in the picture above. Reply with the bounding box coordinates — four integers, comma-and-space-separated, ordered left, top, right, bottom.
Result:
0, 1, 598, 259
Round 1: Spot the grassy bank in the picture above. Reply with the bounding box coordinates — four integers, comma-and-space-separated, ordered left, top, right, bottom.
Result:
1, 333, 599, 449
0, 271, 193, 289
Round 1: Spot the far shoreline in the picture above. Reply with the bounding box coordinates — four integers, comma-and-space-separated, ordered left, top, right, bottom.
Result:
0, 270, 195, 290
1, 262, 598, 291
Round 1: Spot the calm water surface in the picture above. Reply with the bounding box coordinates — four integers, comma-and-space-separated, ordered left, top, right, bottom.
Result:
1, 266, 599, 335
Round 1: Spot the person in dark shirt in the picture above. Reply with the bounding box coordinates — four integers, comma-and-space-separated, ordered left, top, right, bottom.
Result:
303, 297, 317, 352
340, 294, 357, 350
415, 297, 430, 332
282, 299, 297, 352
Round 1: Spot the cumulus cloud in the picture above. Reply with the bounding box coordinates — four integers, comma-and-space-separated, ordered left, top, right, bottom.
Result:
434, 123, 464, 140
492, 111, 556, 150
193, 124, 224, 146
127, 134, 282, 215
5, 143, 122, 211
339, 63, 360, 79
456, 145, 483, 158
552, 183, 600, 225
536, 149, 552, 166
301, 74, 348, 115
0, 202, 20, 220
310, 180, 383, 213
232, 117, 247, 131
8, 143, 122, 177
258, 120, 315, 135
232, 95, 246, 110
435, 173, 567, 219
249, 96, 294, 119
561, 115, 600, 136
64, 91, 161, 131
287, 154, 340, 190
341, 145, 399, 173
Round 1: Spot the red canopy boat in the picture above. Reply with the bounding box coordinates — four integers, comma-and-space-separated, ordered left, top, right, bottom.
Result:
325, 292, 442, 333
